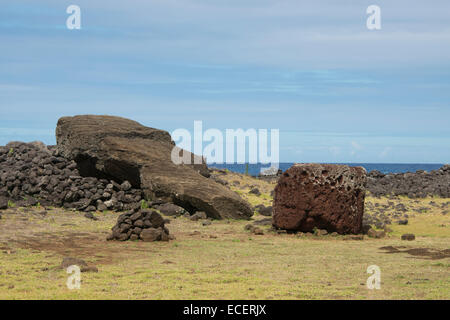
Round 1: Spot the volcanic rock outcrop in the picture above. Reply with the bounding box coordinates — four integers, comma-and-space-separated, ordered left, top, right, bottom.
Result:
273, 163, 366, 234
366, 165, 450, 198
56, 115, 253, 220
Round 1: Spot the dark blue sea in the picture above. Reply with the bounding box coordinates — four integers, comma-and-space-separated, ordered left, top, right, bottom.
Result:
209, 163, 445, 176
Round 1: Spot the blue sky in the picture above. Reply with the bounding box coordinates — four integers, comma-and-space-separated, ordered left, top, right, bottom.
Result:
1, 0, 449, 163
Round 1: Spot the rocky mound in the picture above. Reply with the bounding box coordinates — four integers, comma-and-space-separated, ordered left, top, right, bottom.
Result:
107, 208, 171, 242
273, 163, 366, 234
367, 165, 450, 198
56, 115, 253, 220
0, 142, 143, 211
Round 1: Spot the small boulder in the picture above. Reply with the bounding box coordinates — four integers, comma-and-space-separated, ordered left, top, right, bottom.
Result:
401, 233, 415, 241
190, 211, 207, 221
249, 188, 261, 196
120, 181, 132, 191
84, 212, 98, 221
0, 197, 8, 210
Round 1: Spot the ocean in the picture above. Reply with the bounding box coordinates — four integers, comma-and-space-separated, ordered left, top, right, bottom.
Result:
208, 163, 445, 176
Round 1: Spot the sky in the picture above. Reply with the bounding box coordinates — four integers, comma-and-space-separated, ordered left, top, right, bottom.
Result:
1, 0, 449, 163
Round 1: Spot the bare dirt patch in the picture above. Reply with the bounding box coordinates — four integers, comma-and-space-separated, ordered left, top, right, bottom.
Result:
0, 208, 155, 266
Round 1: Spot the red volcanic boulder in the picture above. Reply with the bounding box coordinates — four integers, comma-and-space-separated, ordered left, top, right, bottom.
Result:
273, 164, 366, 234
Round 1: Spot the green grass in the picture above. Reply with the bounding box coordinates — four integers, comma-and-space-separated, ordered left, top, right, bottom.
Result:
0, 172, 449, 300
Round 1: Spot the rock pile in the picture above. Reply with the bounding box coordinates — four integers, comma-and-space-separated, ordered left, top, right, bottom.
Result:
107, 208, 171, 242
366, 165, 450, 198
0, 141, 143, 212
273, 163, 367, 234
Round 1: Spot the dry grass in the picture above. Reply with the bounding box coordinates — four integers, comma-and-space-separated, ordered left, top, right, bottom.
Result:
0, 172, 448, 300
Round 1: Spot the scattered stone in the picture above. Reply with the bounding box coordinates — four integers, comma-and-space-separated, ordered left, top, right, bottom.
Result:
107, 209, 170, 242
375, 230, 386, 239
367, 228, 377, 238
397, 219, 408, 225
255, 204, 272, 216
190, 211, 207, 221
401, 233, 416, 241
84, 212, 98, 221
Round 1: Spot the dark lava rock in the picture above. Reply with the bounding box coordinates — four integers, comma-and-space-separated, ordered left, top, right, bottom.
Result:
249, 188, 261, 196
255, 204, 272, 216
84, 212, 98, 221
0, 197, 8, 210
158, 203, 187, 216
55, 115, 252, 220
190, 211, 207, 221
273, 163, 366, 234
60, 257, 88, 269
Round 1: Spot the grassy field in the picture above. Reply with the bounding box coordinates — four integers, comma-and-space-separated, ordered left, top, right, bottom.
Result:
0, 172, 449, 300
